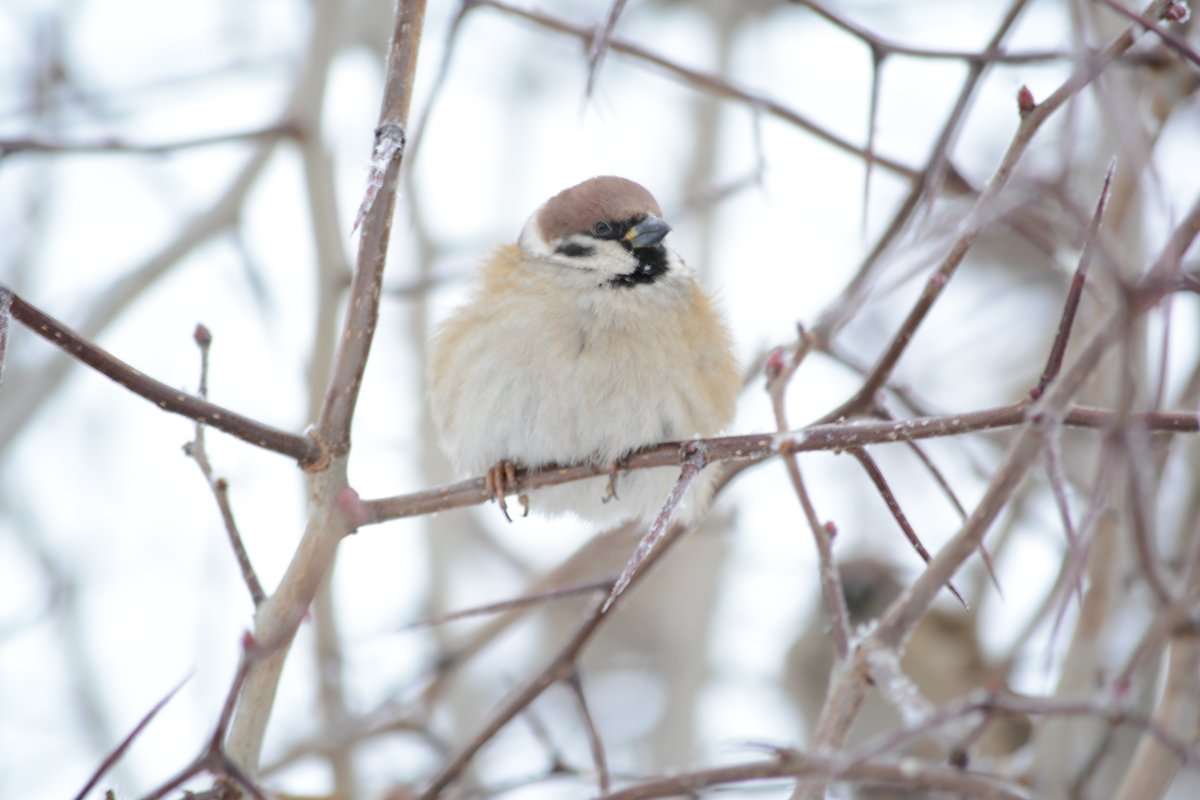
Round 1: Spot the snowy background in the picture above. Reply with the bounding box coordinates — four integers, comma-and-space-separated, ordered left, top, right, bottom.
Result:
1, 1, 1199, 798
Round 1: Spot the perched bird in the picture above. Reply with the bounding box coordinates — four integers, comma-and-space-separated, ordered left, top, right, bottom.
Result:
429, 176, 738, 525
786, 557, 1030, 791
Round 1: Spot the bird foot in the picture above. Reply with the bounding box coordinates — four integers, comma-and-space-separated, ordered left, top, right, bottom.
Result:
485, 461, 529, 522
601, 457, 625, 504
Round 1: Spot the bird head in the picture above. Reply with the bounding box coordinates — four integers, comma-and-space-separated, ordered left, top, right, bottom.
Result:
518, 176, 677, 288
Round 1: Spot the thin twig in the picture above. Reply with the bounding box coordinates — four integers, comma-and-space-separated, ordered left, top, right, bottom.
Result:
1096, 0, 1200, 68
813, 0, 1031, 341
766, 326, 852, 657
597, 749, 1029, 800
184, 324, 266, 608
72, 674, 192, 800
603, 443, 707, 610
398, 575, 615, 630
567, 669, 611, 794
3, 288, 322, 467
847, 447, 967, 608
797, 0, 1071, 63
470, 0, 925, 183
0, 120, 296, 157
418, 509, 702, 798
822, 5, 1156, 421
1033, 162, 1116, 398
585, 0, 629, 98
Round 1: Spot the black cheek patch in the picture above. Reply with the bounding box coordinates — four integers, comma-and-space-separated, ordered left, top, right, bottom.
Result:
556, 242, 596, 257
607, 245, 669, 289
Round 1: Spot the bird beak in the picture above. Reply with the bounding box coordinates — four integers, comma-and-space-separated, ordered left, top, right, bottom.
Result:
623, 214, 671, 248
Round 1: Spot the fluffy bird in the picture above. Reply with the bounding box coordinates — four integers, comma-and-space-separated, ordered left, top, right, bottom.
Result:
429, 176, 738, 525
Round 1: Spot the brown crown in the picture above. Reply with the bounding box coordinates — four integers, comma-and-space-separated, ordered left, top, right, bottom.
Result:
536, 176, 662, 241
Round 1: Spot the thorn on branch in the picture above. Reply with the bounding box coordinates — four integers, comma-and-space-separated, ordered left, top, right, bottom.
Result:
1031, 163, 1115, 399
398, 576, 615, 630
848, 447, 968, 609
602, 442, 708, 611
71, 673, 193, 800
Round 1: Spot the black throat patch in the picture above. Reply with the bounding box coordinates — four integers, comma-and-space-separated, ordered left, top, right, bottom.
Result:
607, 245, 669, 289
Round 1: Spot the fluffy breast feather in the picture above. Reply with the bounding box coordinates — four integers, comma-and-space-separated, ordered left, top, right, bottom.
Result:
429, 244, 738, 474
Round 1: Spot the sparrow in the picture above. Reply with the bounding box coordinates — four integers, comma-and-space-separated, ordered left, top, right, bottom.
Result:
429, 176, 739, 525
786, 558, 1030, 770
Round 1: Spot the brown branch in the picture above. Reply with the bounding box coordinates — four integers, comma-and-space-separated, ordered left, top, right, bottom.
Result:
603, 443, 706, 609
585, 0, 629, 98
840, 691, 1197, 775
1033, 162, 1115, 398
767, 328, 853, 659
0, 142, 279, 455
795, 188, 1200, 798
402, 576, 616, 631
222, 0, 429, 781
813, 0, 1029, 341
418, 512, 701, 797
822, 3, 1160, 421
797, 0, 1073, 63
1097, 0, 1200, 68
567, 669, 611, 794
315, 1, 427, 455
184, 324, 266, 608
469, 0, 925, 184
72, 674, 192, 800
597, 749, 1028, 800
1, 287, 322, 467
0, 120, 296, 157
141, 635, 273, 800
847, 447, 966, 607
892, 428, 1004, 596
363, 403, 1198, 524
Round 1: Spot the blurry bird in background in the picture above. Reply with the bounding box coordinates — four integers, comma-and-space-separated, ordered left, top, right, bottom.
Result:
785, 557, 1030, 796
429, 176, 739, 526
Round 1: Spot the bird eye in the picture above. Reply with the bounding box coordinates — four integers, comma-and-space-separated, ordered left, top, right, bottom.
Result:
593, 221, 613, 237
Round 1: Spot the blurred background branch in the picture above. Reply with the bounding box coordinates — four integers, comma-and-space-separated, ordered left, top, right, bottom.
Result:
1, 1, 1198, 799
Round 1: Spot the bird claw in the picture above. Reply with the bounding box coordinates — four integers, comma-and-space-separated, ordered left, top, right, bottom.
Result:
486, 460, 520, 523
601, 458, 623, 504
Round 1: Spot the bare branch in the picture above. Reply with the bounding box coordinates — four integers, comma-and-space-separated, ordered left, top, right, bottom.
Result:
597, 748, 1029, 800
363, 403, 1198, 524
398, 576, 614, 630
3, 288, 322, 466
72, 674, 192, 800
604, 443, 707, 610
848, 447, 966, 608
316, 0, 427, 454
470, 0, 926, 184
824, 4, 1160, 420
567, 669, 611, 794
184, 324, 266, 608
1032, 162, 1116, 398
